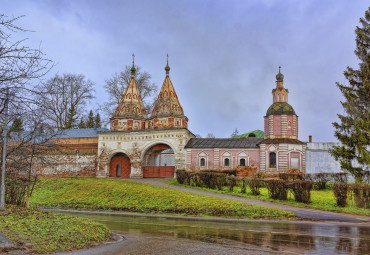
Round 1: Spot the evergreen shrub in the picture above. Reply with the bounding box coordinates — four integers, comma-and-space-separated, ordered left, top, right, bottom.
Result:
351, 183, 370, 209
226, 176, 237, 192
331, 173, 348, 183
240, 179, 247, 193
289, 180, 313, 204
304, 173, 331, 190
332, 182, 349, 207
264, 179, 288, 200
246, 177, 261, 195
176, 170, 188, 184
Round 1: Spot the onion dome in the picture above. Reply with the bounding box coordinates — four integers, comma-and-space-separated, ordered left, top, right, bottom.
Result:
276, 65, 284, 82
266, 102, 296, 116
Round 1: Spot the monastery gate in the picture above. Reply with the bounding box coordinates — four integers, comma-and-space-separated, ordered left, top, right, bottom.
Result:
97, 128, 193, 178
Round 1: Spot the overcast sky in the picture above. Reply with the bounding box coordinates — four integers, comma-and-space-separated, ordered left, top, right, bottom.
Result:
2, 0, 369, 141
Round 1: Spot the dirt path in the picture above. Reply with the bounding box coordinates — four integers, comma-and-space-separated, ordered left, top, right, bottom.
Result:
128, 178, 370, 223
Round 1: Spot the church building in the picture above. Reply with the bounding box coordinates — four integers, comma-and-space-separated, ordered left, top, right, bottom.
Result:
96, 56, 306, 178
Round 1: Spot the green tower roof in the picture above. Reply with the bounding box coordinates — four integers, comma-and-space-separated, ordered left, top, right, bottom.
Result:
266, 102, 296, 116
233, 129, 265, 139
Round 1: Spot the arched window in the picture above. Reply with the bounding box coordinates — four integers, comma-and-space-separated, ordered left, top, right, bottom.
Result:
198, 152, 207, 168
287, 121, 292, 129
200, 158, 206, 166
269, 152, 276, 168
222, 151, 231, 167
239, 158, 246, 166
224, 158, 230, 166
248, 133, 256, 137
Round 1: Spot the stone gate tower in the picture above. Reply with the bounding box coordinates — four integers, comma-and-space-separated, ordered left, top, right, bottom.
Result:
97, 55, 194, 178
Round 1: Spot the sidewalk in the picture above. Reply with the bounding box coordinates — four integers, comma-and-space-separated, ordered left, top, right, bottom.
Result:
128, 178, 370, 223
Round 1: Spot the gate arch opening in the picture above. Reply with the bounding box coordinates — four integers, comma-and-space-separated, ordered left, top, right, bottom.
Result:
110, 152, 131, 177
142, 143, 175, 178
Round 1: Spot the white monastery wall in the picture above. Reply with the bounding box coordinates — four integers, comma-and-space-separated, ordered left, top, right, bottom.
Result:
97, 128, 194, 178
305, 142, 343, 174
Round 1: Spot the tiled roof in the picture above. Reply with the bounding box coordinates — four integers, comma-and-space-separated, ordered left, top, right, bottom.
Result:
151, 63, 185, 117
233, 130, 264, 139
266, 102, 296, 116
55, 128, 109, 139
185, 138, 263, 148
259, 138, 305, 145
114, 76, 147, 118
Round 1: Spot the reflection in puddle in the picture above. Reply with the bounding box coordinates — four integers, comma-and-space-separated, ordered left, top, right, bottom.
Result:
63, 212, 369, 254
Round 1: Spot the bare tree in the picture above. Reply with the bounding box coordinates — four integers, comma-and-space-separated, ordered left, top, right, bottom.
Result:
4, 108, 57, 207
207, 133, 216, 138
230, 128, 239, 138
104, 65, 157, 118
0, 14, 53, 209
37, 74, 95, 130
0, 15, 53, 115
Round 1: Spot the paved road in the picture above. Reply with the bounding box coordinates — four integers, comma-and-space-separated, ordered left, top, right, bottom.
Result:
128, 178, 370, 223
55, 234, 274, 255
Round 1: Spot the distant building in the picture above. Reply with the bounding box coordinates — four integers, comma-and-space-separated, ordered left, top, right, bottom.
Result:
185, 66, 306, 173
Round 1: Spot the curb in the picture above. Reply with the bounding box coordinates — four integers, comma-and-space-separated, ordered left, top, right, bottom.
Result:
42, 208, 369, 227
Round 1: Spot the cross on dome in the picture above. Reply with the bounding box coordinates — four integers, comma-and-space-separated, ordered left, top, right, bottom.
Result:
165, 53, 170, 75
131, 53, 136, 76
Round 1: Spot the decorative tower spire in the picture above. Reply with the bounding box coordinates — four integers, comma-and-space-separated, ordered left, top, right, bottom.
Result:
131, 53, 136, 78
150, 56, 188, 129
165, 53, 170, 76
112, 55, 147, 122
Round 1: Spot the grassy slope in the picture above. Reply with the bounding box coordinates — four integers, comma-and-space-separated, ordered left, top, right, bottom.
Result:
0, 206, 110, 253
31, 178, 295, 220
167, 179, 370, 216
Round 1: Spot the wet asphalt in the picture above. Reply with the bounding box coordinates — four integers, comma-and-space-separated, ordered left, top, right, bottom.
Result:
128, 178, 370, 223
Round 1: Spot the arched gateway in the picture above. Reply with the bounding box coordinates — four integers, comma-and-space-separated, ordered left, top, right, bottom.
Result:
142, 144, 175, 177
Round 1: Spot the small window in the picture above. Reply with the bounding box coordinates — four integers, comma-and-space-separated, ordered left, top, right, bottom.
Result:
116, 165, 121, 177
248, 133, 256, 137
269, 152, 276, 168
239, 158, 246, 166
200, 158, 206, 166
224, 158, 230, 166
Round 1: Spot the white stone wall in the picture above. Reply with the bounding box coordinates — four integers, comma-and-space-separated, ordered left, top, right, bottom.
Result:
36, 154, 97, 177
97, 128, 194, 178
305, 142, 343, 174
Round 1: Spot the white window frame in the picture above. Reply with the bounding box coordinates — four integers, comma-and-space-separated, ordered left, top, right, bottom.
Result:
198, 152, 208, 169
238, 152, 248, 167
222, 151, 231, 168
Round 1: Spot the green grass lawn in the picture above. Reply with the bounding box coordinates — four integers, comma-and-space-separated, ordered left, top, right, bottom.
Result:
30, 178, 295, 220
0, 206, 111, 254
167, 179, 370, 216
